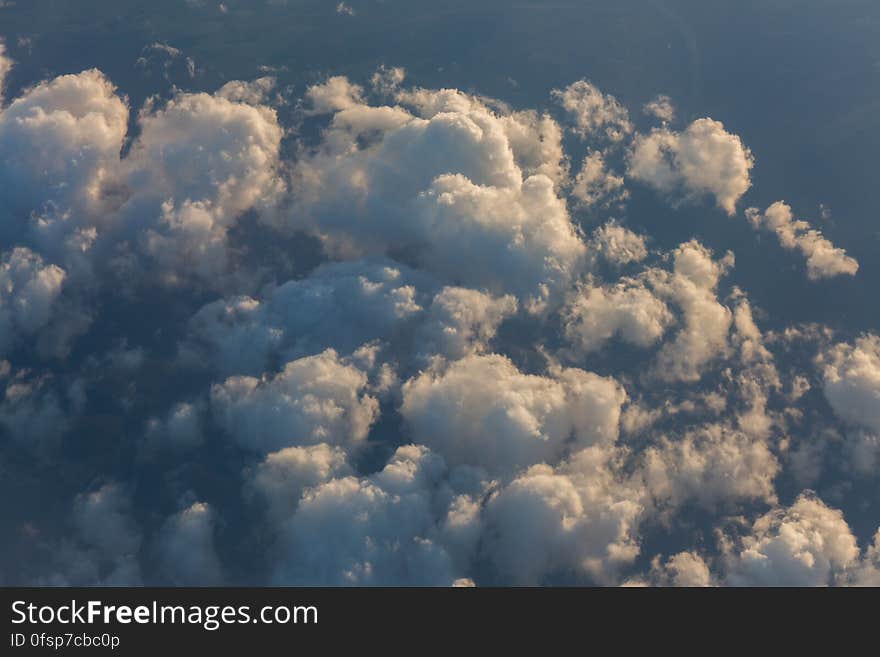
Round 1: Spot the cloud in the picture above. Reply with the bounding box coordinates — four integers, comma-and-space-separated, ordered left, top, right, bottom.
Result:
745, 202, 858, 279
250, 443, 352, 521
0, 69, 128, 237
304, 76, 363, 115
650, 552, 713, 587
588, 220, 649, 266
818, 334, 880, 475
141, 401, 203, 454
186, 258, 432, 375
400, 354, 626, 478
642, 422, 779, 511
0, 369, 71, 451
649, 240, 735, 381
122, 88, 285, 283
552, 80, 632, 141
819, 334, 880, 434
570, 151, 628, 208
41, 483, 143, 586
156, 502, 224, 585
288, 81, 585, 309
272, 445, 461, 585
211, 348, 380, 454
416, 287, 517, 361
217, 76, 277, 105
482, 447, 643, 584
72, 483, 141, 560
0, 248, 66, 357
628, 118, 754, 215
0, 40, 12, 103
643, 95, 675, 123
563, 277, 673, 353
723, 493, 862, 586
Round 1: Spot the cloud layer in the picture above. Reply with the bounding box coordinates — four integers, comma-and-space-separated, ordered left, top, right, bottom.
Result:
0, 43, 874, 588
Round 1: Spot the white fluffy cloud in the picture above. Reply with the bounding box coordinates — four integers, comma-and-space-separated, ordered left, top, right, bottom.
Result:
819, 335, 880, 474
142, 402, 202, 454
588, 220, 648, 266
416, 287, 517, 361
0, 69, 128, 234
156, 502, 223, 585
72, 483, 142, 566
570, 151, 628, 208
211, 349, 379, 454
552, 80, 632, 141
0, 41, 12, 103
563, 277, 672, 353
186, 258, 431, 375
272, 445, 461, 585
250, 443, 352, 521
745, 202, 858, 279
400, 354, 626, 477
820, 334, 880, 433
0, 248, 66, 356
288, 80, 585, 309
642, 422, 778, 511
123, 88, 285, 282
643, 95, 675, 123
482, 447, 643, 584
628, 118, 754, 215
649, 240, 735, 381
304, 75, 363, 114
43, 483, 143, 586
650, 552, 713, 587
724, 494, 861, 586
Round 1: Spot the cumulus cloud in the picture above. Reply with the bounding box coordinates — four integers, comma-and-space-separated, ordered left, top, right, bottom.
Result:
628, 118, 754, 215
650, 552, 713, 587
211, 348, 380, 454
72, 483, 141, 562
273, 445, 461, 585
288, 80, 585, 309
400, 354, 626, 477
156, 502, 223, 585
819, 334, 880, 433
818, 334, 880, 474
0, 369, 71, 450
642, 422, 778, 511
123, 88, 285, 282
142, 402, 202, 454
723, 494, 863, 586
587, 220, 649, 266
570, 151, 628, 208
186, 258, 432, 375
643, 95, 675, 123
0, 69, 128, 237
482, 447, 643, 584
0, 248, 66, 356
304, 75, 363, 115
649, 240, 735, 381
552, 80, 632, 141
416, 287, 517, 361
41, 483, 143, 586
0, 40, 12, 102
745, 202, 858, 279
250, 443, 352, 521
563, 277, 672, 353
